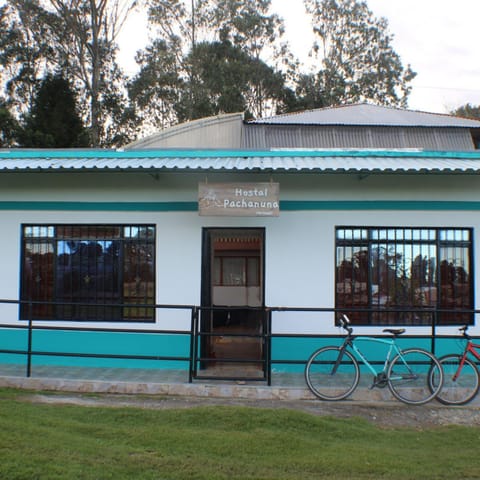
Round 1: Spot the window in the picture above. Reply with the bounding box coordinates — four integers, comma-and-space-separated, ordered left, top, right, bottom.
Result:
336, 227, 472, 325
211, 233, 261, 287
213, 255, 260, 286
21, 225, 155, 322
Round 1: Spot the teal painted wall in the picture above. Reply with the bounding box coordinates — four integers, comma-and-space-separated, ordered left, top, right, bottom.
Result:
0, 329, 190, 370
0, 329, 470, 374
271, 336, 459, 373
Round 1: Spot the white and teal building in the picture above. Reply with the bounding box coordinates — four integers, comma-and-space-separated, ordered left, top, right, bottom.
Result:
1, 104, 480, 381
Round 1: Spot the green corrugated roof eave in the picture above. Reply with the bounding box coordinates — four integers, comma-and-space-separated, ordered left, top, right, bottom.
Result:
2, 149, 480, 160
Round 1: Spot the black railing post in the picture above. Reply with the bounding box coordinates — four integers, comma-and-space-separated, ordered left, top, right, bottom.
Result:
188, 306, 198, 383
26, 302, 33, 378
431, 309, 437, 355
266, 307, 272, 386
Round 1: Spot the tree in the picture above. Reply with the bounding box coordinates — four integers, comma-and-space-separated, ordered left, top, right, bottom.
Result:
1, 1, 138, 147
133, 0, 294, 128
129, 38, 293, 126
194, 0, 296, 117
0, 2, 58, 118
304, 0, 416, 107
178, 40, 293, 121
195, 0, 285, 60
146, 0, 286, 60
451, 103, 480, 120
46, 0, 137, 146
0, 100, 20, 147
291, 73, 328, 111
128, 38, 183, 132
18, 73, 89, 147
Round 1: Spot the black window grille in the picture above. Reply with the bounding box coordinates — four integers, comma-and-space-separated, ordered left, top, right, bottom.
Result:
336, 227, 472, 325
21, 225, 155, 322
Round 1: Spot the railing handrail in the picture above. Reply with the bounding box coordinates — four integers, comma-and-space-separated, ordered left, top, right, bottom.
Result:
0, 298, 477, 384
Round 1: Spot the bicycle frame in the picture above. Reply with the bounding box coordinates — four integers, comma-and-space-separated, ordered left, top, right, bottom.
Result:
348, 336, 401, 377
330, 315, 434, 390
334, 335, 424, 391
452, 340, 480, 381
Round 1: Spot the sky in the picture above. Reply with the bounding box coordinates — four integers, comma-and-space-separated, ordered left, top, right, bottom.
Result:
118, 0, 480, 115
273, 0, 480, 114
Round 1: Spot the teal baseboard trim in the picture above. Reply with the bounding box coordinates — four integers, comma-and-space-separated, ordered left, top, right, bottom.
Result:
280, 200, 480, 211
1, 200, 480, 212
0, 201, 198, 212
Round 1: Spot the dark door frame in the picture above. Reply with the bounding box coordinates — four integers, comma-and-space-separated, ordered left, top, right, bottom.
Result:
200, 227, 266, 373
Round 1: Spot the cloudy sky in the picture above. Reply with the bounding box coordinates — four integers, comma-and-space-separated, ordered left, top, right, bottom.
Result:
111, 0, 480, 115
269, 0, 480, 114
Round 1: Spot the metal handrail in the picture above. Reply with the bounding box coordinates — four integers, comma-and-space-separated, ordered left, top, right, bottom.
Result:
0, 298, 476, 384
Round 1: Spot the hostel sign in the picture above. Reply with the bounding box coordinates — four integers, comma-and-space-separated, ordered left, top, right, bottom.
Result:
198, 182, 280, 217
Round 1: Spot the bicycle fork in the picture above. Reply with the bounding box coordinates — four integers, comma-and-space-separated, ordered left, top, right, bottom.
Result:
451, 353, 469, 382
330, 343, 350, 375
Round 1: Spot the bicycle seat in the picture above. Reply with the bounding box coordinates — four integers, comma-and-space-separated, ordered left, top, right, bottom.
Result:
383, 328, 405, 336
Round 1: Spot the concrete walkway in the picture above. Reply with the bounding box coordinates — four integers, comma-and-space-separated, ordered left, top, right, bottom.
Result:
0, 364, 316, 401
2, 363, 472, 405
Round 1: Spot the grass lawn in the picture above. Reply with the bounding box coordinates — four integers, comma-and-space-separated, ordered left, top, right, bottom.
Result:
0, 388, 478, 479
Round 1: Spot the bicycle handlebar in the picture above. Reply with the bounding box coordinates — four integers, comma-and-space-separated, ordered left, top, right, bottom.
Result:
339, 314, 353, 335
459, 324, 471, 339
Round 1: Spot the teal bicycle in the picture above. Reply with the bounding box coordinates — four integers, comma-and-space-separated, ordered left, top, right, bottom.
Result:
305, 315, 444, 405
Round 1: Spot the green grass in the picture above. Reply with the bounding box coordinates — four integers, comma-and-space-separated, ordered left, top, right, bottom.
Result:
0, 389, 479, 479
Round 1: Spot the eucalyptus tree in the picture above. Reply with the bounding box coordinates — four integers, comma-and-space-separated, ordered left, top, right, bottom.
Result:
146, 0, 286, 60
0, 0, 138, 147
131, 0, 294, 128
0, 2, 58, 118
304, 0, 416, 107
177, 40, 292, 121
451, 104, 480, 120
128, 38, 183, 132
195, 0, 285, 60
45, 0, 139, 146
0, 99, 20, 147
293, 73, 328, 111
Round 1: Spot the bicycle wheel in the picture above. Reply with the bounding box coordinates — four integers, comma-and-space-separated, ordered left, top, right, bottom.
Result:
387, 348, 443, 405
432, 355, 480, 405
305, 346, 360, 401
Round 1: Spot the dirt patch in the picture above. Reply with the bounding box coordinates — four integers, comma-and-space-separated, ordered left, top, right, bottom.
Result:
24, 392, 480, 429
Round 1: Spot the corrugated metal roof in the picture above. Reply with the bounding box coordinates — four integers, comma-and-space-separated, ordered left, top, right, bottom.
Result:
126, 112, 244, 149
242, 124, 476, 150
2, 148, 480, 174
249, 103, 480, 128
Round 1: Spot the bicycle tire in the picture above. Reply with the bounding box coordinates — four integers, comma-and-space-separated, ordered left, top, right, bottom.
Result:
305, 346, 360, 401
432, 354, 480, 406
387, 348, 443, 405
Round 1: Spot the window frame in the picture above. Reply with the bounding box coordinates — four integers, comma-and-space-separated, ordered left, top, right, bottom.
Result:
20, 224, 156, 323
335, 226, 474, 326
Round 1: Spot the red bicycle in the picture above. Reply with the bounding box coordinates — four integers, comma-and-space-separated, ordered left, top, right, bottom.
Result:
430, 325, 480, 405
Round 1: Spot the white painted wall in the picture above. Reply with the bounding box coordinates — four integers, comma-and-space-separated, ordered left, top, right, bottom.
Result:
0, 170, 479, 337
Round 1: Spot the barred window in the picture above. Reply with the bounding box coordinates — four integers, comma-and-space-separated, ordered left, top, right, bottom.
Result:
336, 227, 472, 325
21, 225, 155, 322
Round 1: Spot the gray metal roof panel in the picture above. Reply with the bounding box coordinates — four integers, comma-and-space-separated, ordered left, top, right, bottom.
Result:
249, 103, 480, 128
242, 124, 476, 151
